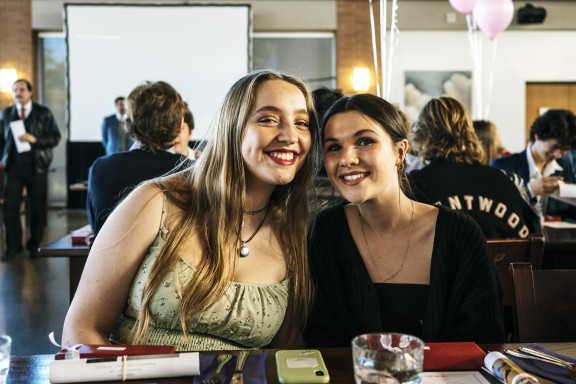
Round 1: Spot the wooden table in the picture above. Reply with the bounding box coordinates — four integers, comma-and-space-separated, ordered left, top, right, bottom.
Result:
6, 343, 576, 384
543, 225, 576, 268
38, 233, 90, 302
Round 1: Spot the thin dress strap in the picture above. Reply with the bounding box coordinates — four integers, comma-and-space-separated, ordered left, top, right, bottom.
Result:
159, 193, 169, 240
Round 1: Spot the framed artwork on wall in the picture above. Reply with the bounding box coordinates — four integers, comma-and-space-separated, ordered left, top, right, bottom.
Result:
404, 70, 472, 125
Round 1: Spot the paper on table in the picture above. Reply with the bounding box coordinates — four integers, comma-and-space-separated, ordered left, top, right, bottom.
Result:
558, 181, 576, 198
422, 371, 491, 383
9, 120, 31, 153
49, 352, 199, 383
542, 221, 576, 228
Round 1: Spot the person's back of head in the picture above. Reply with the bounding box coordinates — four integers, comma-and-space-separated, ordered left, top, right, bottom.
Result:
529, 109, 576, 149
411, 96, 482, 164
312, 87, 344, 125
126, 81, 185, 153
473, 120, 505, 165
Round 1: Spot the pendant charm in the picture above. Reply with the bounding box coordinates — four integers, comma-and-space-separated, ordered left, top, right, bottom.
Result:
239, 245, 249, 257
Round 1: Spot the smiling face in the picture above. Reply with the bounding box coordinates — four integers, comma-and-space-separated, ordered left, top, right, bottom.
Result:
532, 135, 569, 164
241, 80, 312, 188
324, 110, 407, 204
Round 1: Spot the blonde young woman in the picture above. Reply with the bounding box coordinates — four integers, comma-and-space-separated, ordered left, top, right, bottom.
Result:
62, 70, 319, 350
473, 120, 509, 165
304, 94, 504, 347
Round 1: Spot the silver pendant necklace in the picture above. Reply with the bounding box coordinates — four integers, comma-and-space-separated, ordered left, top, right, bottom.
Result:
239, 202, 271, 257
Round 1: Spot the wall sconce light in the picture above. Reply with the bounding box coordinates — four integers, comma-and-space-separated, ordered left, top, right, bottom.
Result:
0, 68, 17, 93
352, 67, 370, 92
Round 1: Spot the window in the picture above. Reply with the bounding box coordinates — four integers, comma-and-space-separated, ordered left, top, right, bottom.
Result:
253, 32, 336, 90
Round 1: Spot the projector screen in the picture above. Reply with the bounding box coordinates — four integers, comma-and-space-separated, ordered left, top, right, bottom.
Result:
65, 4, 251, 142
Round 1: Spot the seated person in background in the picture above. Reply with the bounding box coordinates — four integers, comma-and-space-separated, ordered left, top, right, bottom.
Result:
63, 70, 319, 351
397, 106, 427, 174
473, 120, 509, 165
173, 102, 199, 160
312, 87, 344, 210
408, 97, 540, 238
490, 109, 576, 219
304, 94, 504, 348
474, 119, 531, 204
563, 148, 576, 179
87, 81, 191, 235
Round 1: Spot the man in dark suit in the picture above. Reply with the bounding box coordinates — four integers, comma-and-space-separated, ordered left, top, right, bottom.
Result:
490, 109, 576, 219
87, 81, 191, 236
0, 79, 61, 259
101, 96, 133, 155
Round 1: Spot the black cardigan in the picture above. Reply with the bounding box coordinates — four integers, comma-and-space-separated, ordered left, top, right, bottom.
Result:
304, 204, 505, 347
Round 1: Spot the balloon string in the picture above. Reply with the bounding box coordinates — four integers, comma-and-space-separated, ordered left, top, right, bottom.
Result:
484, 37, 498, 119
467, 13, 483, 119
386, 0, 399, 100
368, 0, 380, 97
380, 0, 387, 99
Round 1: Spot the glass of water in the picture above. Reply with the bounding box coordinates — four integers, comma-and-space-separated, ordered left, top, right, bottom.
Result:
0, 335, 11, 384
352, 333, 424, 384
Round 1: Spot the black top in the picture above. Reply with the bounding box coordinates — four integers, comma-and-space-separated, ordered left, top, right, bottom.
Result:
304, 204, 505, 347
408, 159, 541, 239
375, 283, 429, 339
87, 149, 191, 235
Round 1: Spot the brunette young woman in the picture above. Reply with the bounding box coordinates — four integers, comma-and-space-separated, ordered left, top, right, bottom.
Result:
304, 94, 504, 347
62, 70, 319, 351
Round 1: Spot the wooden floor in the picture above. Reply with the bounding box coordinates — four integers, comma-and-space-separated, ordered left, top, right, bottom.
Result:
0, 208, 88, 355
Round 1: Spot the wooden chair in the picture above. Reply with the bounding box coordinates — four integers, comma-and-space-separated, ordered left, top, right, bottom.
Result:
486, 234, 545, 341
510, 262, 576, 342
487, 234, 545, 307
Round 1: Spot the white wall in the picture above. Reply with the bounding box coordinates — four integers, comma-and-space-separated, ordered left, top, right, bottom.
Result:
391, 31, 576, 153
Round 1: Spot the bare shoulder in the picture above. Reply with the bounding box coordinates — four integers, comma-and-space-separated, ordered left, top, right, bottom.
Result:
117, 183, 164, 217
413, 201, 439, 233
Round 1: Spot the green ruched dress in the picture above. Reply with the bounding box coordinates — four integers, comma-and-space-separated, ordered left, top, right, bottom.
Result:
110, 198, 289, 351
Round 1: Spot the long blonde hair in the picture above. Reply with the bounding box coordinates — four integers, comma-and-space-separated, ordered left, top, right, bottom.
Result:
473, 120, 506, 164
411, 96, 483, 164
132, 70, 320, 343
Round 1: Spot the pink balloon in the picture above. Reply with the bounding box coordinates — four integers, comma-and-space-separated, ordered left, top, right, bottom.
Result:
449, 0, 478, 15
473, 0, 515, 41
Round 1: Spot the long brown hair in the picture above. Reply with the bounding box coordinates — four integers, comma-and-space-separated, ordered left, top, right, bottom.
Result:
132, 70, 320, 343
321, 94, 411, 194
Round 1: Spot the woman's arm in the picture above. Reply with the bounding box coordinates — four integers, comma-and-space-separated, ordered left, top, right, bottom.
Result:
61, 183, 165, 346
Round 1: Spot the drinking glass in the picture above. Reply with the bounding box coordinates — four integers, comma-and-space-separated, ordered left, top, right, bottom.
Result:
0, 335, 11, 384
352, 333, 424, 384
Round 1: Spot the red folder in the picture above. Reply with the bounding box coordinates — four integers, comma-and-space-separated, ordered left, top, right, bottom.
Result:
70, 225, 93, 246
55, 344, 176, 360
423, 342, 486, 371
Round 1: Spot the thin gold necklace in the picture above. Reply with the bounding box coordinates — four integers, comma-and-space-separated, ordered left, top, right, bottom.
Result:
357, 200, 415, 283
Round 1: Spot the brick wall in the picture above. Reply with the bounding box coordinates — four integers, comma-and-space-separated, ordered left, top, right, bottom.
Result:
337, 0, 381, 96
0, 0, 33, 110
